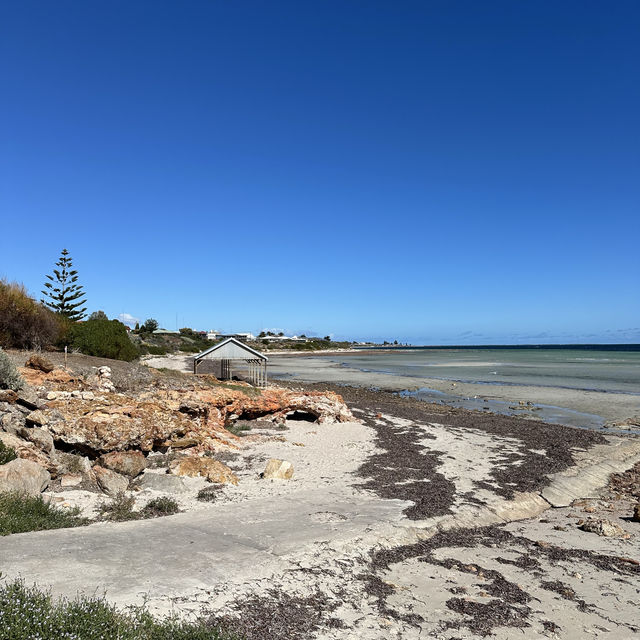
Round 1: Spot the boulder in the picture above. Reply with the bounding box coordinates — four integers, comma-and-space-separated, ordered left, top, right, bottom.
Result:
135, 472, 189, 494
0, 458, 50, 495
0, 390, 18, 404
16, 388, 39, 411
98, 451, 146, 478
18, 427, 54, 454
633, 503, 640, 523
170, 457, 238, 485
262, 458, 294, 480
60, 474, 83, 488
579, 518, 629, 538
25, 355, 55, 373
93, 466, 129, 496
0, 432, 52, 471
25, 410, 49, 427
1, 410, 25, 436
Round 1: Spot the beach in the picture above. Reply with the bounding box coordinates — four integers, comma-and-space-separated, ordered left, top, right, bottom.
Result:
267, 349, 640, 429
3, 350, 639, 639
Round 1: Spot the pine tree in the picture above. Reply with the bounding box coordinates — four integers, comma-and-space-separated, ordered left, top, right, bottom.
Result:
41, 249, 87, 321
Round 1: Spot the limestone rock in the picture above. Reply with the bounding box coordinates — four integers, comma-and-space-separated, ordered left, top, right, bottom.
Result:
94, 465, 129, 496
1, 410, 25, 436
579, 518, 629, 538
25, 410, 49, 427
98, 451, 146, 478
262, 458, 294, 480
170, 457, 238, 484
18, 427, 54, 454
16, 388, 39, 411
25, 355, 55, 373
60, 474, 83, 488
45, 396, 197, 452
632, 503, 640, 523
135, 472, 189, 494
0, 432, 52, 471
0, 458, 50, 495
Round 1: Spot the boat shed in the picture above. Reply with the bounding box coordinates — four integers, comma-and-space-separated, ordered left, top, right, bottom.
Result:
193, 338, 268, 387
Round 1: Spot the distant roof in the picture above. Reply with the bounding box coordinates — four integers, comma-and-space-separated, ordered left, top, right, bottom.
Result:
153, 329, 180, 334
194, 337, 267, 362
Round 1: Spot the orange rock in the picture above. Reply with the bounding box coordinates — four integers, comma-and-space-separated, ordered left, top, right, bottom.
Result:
170, 457, 238, 484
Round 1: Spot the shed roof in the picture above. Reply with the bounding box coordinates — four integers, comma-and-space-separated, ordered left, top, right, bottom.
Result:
194, 337, 268, 362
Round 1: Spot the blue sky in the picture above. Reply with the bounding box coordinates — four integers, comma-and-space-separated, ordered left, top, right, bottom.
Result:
1, 1, 638, 344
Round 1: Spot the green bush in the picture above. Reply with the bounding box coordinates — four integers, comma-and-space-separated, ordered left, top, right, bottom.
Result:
0, 579, 237, 639
141, 497, 180, 517
0, 492, 89, 536
0, 347, 24, 391
98, 493, 139, 522
0, 441, 18, 465
68, 319, 139, 362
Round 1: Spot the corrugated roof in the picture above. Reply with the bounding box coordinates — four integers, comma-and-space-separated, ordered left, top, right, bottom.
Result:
194, 337, 268, 361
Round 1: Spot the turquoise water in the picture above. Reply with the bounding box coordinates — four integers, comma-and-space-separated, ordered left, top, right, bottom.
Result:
329, 347, 640, 395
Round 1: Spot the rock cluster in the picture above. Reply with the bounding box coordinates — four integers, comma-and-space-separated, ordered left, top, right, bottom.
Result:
0, 360, 354, 501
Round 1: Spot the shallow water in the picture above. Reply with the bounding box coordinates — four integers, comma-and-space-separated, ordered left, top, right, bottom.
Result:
328, 347, 640, 395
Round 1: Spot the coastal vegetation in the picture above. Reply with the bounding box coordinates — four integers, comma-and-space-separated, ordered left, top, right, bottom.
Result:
0, 491, 89, 536
0, 348, 25, 391
67, 316, 139, 362
0, 579, 237, 640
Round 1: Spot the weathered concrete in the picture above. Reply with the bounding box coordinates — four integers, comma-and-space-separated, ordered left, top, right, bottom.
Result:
541, 437, 640, 507
0, 489, 409, 608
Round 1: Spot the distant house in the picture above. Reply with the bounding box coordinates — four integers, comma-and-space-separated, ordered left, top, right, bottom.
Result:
153, 329, 180, 335
260, 335, 308, 343
207, 331, 256, 342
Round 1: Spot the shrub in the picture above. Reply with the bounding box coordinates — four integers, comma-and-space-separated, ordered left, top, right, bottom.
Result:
98, 493, 139, 522
197, 485, 223, 503
0, 579, 236, 639
0, 347, 24, 391
141, 497, 180, 517
0, 441, 18, 465
0, 279, 63, 349
0, 492, 89, 536
68, 319, 140, 362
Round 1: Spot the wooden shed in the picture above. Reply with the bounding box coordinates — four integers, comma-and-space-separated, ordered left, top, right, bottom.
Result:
193, 338, 268, 387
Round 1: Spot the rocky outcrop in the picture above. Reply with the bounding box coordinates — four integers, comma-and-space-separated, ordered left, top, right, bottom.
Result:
0, 432, 54, 472
262, 458, 294, 479
94, 466, 129, 496
170, 457, 238, 484
0, 458, 50, 495
98, 451, 146, 478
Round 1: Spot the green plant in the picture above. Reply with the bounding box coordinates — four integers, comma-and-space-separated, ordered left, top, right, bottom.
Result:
197, 485, 223, 503
98, 493, 139, 522
146, 345, 168, 356
0, 492, 89, 536
41, 248, 87, 321
140, 318, 159, 333
68, 318, 140, 362
141, 497, 180, 517
0, 441, 18, 465
0, 579, 237, 639
225, 422, 253, 437
0, 348, 24, 391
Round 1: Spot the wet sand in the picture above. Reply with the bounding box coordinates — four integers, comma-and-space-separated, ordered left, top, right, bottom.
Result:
268, 355, 640, 428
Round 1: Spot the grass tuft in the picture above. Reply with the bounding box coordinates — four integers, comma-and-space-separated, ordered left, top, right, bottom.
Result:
141, 497, 180, 517
0, 441, 18, 465
0, 579, 238, 639
99, 493, 181, 521
0, 492, 89, 536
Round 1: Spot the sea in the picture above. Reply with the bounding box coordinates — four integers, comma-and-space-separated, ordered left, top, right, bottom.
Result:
322, 345, 640, 430
345, 345, 640, 395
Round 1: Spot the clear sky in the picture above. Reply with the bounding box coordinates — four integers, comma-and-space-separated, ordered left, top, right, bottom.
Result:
1, 1, 638, 344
